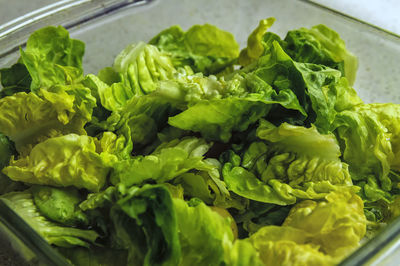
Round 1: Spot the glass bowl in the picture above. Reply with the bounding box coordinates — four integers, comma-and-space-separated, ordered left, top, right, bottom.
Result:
1, 0, 400, 265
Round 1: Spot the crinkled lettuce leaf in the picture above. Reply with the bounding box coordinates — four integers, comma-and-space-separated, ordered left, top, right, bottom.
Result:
19, 26, 85, 91
113, 42, 176, 97
283, 24, 358, 85
247, 190, 365, 264
104, 94, 176, 149
221, 122, 353, 205
149, 24, 239, 75
283, 190, 366, 259
110, 137, 213, 186
1, 191, 98, 248
2, 134, 117, 192
332, 103, 400, 200
0, 84, 96, 155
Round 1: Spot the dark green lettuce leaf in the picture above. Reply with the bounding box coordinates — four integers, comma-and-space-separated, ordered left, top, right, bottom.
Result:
283, 24, 358, 85
111, 184, 180, 266
58, 247, 128, 266
0, 133, 24, 195
149, 24, 239, 75
0, 63, 31, 98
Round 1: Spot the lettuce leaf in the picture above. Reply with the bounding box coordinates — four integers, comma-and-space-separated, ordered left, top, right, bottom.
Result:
111, 184, 180, 266
19, 26, 85, 91
113, 42, 176, 98
283, 190, 366, 259
172, 198, 234, 265
283, 24, 358, 86
221, 122, 353, 205
332, 103, 400, 199
32, 186, 88, 226
169, 97, 270, 142
104, 94, 176, 149
0, 63, 31, 98
1, 191, 98, 248
2, 134, 116, 192
149, 24, 239, 75
238, 17, 276, 66
110, 137, 213, 186
0, 133, 24, 195
0, 84, 96, 155
246, 190, 365, 264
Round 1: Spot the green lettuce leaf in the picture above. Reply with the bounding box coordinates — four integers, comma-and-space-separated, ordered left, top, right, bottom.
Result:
19, 26, 85, 91
113, 42, 176, 97
104, 94, 176, 149
58, 247, 128, 266
282, 190, 366, 259
111, 184, 180, 266
0, 63, 31, 98
32, 186, 88, 226
238, 17, 276, 66
332, 103, 400, 198
169, 97, 270, 142
1, 191, 98, 248
0, 133, 24, 195
149, 24, 239, 75
283, 24, 358, 85
0, 84, 96, 155
173, 198, 234, 265
246, 190, 365, 264
2, 134, 117, 192
110, 137, 213, 186
221, 122, 353, 205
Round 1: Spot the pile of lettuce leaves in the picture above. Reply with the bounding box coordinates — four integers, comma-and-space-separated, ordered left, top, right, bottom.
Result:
1, 18, 400, 265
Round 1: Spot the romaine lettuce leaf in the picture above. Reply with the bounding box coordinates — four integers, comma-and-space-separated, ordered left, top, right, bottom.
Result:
2, 134, 117, 192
